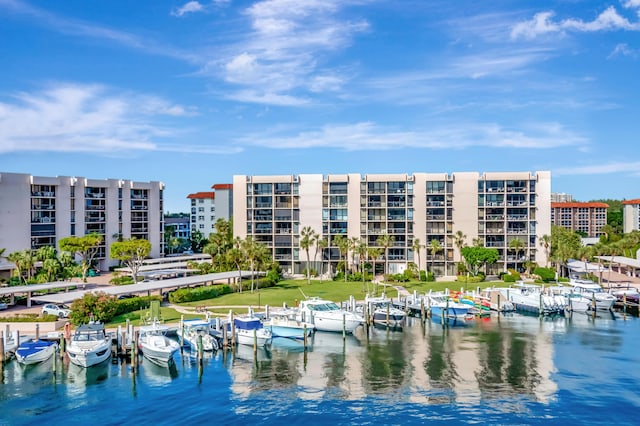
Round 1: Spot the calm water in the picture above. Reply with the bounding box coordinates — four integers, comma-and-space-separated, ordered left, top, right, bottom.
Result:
1, 312, 639, 425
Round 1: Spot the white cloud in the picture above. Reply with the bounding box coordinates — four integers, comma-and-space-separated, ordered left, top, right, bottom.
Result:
237, 121, 587, 151
0, 83, 207, 154
211, 0, 369, 105
554, 161, 640, 175
608, 42, 638, 58
511, 6, 640, 39
171, 1, 204, 17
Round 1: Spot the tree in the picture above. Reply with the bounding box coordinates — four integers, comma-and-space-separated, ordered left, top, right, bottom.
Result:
7, 250, 35, 285
539, 234, 551, 268
189, 229, 206, 253
110, 238, 151, 283
453, 230, 467, 266
59, 233, 103, 283
333, 235, 350, 282
226, 237, 245, 292
509, 238, 525, 272
376, 233, 394, 278
429, 239, 443, 277
368, 247, 383, 293
461, 246, 499, 276
355, 240, 368, 292
412, 238, 423, 273
550, 225, 582, 278
315, 237, 328, 283
300, 226, 317, 285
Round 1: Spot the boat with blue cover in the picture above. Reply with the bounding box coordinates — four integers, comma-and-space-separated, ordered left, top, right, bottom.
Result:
15, 339, 58, 365
231, 315, 272, 347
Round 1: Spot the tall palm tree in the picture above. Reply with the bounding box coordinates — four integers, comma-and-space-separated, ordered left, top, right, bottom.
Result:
333, 235, 350, 282
429, 239, 443, 277
226, 237, 245, 293
355, 240, 369, 292
368, 247, 383, 294
412, 238, 423, 273
453, 230, 467, 264
315, 237, 328, 283
300, 226, 317, 285
376, 233, 394, 278
241, 237, 259, 292
509, 238, 525, 272
539, 234, 551, 268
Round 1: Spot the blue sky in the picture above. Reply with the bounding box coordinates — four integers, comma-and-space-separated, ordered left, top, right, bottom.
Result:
1, 0, 639, 213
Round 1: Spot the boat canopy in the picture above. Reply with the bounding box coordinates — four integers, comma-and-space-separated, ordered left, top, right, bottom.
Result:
233, 318, 262, 330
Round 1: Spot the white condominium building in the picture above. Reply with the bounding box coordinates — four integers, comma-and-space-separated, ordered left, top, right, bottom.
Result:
622, 199, 640, 234
187, 183, 233, 239
233, 172, 551, 277
0, 172, 164, 271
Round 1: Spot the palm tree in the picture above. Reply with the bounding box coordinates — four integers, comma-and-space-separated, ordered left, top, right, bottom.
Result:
241, 237, 260, 292
509, 238, 525, 272
368, 247, 383, 294
376, 233, 394, 278
412, 238, 423, 273
42, 258, 61, 282
453, 230, 467, 264
333, 235, 350, 282
472, 237, 483, 247
539, 234, 551, 268
226, 237, 245, 292
429, 239, 443, 277
355, 240, 368, 292
300, 226, 317, 285
315, 237, 328, 283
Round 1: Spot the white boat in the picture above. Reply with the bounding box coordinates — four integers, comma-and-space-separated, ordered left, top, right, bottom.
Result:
231, 315, 272, 347
361, 294, 406, 327
427, 291, 473, 320
264, 310, 313, 340
178, 319, 219, 351
138, 321, 181, 366
67, 322, 112, 368
498, 283, 565, 315
297, 297, 364, 333
566, 279, 617, 311
15, 339, 58, 365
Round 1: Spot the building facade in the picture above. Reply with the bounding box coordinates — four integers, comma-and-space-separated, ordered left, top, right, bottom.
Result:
550, 202, 608, 238
187, 184, 233, 239
550, 193, 573, 203
622, 199, 640, 234
233, 172, 551, 277
0, 172, 164, 271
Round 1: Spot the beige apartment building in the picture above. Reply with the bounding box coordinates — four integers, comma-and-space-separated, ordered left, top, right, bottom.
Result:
233, 171, 551, 278
0, 172, 164, 271
622, 199, 640, 234
550, 202, 608, 238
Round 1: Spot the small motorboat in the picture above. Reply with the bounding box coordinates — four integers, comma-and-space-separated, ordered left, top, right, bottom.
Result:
138, 321, 181, 366
15, 339, 58, 365
177, 319, 219, 351
230, 315, 272, 347
264, 309, 313, 340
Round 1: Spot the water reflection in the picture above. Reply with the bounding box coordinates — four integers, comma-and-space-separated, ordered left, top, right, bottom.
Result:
224, 315, 564, 405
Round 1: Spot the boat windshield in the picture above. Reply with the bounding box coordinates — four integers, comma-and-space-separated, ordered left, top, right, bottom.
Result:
308, 302, 340, 311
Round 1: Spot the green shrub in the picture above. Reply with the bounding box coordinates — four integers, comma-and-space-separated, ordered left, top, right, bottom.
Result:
419, 270, 427, 282
426, 271, 435, 282
168, 284, 232, 303
113, 295, 161, 316
110, 275, 134, 285
533, 267, 556, 282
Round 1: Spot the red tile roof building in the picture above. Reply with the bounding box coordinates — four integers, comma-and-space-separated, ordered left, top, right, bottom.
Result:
186, 185, 232, 238
622, 199, 640, 233
551, 202, 609, 238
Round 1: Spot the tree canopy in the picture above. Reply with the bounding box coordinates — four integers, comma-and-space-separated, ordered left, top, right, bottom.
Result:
59, 233, 103, 282
110, 238, 151, 283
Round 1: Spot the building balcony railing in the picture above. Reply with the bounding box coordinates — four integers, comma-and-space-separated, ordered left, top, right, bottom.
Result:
274, 255, 292, 260
485, 215, 504, 220
507, 229, 528, 234
388, 228, 406, 234
427, 215, 445, 220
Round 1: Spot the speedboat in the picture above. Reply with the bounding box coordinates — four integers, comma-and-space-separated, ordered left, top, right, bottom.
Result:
566, 279, 617, 311
297, 297, 364, 333
15, 339, 58, 365
178, 319, 219, 351
498, 282, 565, 315
361, 294, 406, 327
264, 309, 313, 340
427, 291, 473, 319
67, 322, 112, 368
138, 321, 181, 366
230, 315, 272, 347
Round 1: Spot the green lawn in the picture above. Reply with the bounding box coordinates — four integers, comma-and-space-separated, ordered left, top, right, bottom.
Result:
105, 278, 513, 328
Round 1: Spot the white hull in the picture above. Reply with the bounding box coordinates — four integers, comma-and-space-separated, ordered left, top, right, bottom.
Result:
15, 341, 58, 365
312, 314, 362, 333
139, 335, 180, 364
236, 329, 272, 347
67, 340, 111, 367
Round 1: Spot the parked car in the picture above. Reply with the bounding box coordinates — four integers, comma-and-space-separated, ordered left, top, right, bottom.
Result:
41, 303, 71, 318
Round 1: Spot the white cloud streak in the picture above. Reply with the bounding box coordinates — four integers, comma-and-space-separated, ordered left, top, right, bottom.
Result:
511, 6, 640, 39
554, 161, 640, 175
0, 83, 228, 155
171, 1, 204, 17
238, 121, 587, 151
